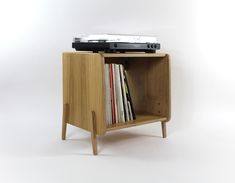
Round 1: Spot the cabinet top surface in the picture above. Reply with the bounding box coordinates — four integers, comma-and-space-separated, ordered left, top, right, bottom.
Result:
63, 52, 167, 58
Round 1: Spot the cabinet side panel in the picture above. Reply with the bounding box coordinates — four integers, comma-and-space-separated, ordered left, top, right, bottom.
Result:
63, 53, 71, 105
87, 55, 106, 134
165, 54, 171, 121
63, 53, 106, 135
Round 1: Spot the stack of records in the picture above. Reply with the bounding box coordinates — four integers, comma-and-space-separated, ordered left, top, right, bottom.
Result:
104, 63, 136, 125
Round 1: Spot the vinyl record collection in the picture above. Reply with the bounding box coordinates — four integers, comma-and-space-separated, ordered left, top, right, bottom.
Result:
105, 64, 136, 125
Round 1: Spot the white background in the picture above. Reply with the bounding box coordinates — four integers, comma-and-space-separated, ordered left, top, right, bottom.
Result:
0, 0, 235, 182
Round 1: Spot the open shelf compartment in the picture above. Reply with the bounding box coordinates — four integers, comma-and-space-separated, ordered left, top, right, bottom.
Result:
103, 54, 170, 132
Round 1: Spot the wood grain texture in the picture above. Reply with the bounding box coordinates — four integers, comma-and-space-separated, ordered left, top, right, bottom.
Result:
63, 53, 106, 135
62, 104, 69, 140
106, 114, 167, 131
145, 55, 171, 121
62, 52, 170, 135
161, 122, 167, 138
91, 111, 97, 155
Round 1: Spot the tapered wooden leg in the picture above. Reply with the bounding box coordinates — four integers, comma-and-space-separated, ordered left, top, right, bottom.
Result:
62, 104, 69, 140
161, 122, 167, 138
91, 111, 98, 155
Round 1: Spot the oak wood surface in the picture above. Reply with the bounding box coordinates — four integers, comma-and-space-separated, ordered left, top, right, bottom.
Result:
106, 114, 167, 131
62, 52, 170, 135
62, 104, 69, 140
91, 111, 97, 155
63, 53, 106, 135
161, 122, 167, 138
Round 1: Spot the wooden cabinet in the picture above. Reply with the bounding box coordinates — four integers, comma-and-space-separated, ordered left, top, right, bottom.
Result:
62, 52, 171, 155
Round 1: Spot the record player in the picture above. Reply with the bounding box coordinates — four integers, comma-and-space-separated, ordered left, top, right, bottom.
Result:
72, 34, 160, 53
